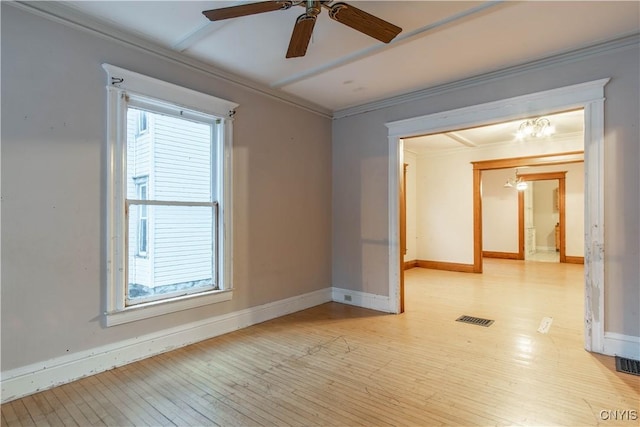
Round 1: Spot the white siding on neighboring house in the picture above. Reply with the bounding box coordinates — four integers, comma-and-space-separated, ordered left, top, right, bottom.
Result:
126, 110, 215, 294
152, 116, 213, 289
127, 109, 152, 289
152, 205, 213, 288
153, 116, 212, 202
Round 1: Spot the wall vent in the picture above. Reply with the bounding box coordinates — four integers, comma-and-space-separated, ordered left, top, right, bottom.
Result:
615, 356, 640, 376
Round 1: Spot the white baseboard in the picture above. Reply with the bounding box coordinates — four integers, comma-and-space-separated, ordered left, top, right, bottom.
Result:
331, 287, 393, 313
1, 287, 332, 403
603, 332, 640, 360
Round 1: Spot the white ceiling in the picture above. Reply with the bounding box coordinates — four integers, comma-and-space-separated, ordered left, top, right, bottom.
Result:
57, 1, 639, 113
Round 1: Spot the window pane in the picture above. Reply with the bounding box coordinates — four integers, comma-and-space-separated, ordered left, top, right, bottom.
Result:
127, 204, 216, 305
138, 111, 148, 134
138, 217, 147, 255
126, 107, 213, 202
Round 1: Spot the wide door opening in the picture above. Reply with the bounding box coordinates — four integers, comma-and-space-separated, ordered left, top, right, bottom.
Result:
387, 79, 608, 353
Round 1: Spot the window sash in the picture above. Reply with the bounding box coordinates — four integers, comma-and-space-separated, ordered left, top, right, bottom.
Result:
125, 195, 219, 306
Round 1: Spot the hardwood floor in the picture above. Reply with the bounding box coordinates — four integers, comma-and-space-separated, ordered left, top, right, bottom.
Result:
3, 259, 639, 426
525, 250, 560, 263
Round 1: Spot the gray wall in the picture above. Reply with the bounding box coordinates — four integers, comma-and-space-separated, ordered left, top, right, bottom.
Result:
1, 5, 332, 371
333, 42, 639, 337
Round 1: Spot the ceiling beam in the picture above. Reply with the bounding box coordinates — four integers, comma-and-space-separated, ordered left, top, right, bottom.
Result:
172, 0, 252, 52
172, 21, 232, 52
444, 132, 477, 148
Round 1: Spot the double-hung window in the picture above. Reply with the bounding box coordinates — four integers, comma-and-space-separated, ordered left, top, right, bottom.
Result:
104, 64, 237, 326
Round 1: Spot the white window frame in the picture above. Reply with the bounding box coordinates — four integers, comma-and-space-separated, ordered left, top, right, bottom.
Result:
103, 64, 237, 326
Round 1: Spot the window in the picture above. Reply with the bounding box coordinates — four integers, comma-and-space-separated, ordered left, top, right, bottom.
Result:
125, 107, 219, 306
137, 111, 148, 134
104, 64, 238, 326
134, 177, 148, 256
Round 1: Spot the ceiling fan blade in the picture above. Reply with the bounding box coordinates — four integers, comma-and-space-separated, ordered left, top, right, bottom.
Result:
328, 2, 401, 43
203, 1, 292, 21
286, 14, 316, 58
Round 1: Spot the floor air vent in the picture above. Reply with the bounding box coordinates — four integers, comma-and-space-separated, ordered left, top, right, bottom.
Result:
455, 315, 494, 327
615, 356, 640, 376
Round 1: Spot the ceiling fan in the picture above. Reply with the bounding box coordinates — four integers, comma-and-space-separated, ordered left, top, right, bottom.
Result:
202, 1, 402, 58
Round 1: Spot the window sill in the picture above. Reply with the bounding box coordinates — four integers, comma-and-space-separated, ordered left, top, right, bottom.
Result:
105, 289, 232, 327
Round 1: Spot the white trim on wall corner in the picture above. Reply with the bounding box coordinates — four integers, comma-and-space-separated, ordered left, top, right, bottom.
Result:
331, 287, 393, 313
603, 333, 640, 360
1, 288, 332, 403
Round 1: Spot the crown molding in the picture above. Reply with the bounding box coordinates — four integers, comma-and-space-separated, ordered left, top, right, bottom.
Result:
7, 1, 333, 119
334, 33, 640, 120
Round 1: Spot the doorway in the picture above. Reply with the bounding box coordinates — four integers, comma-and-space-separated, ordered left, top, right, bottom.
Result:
519, 173, 566, 263
522, 179, 562, 263
479, 167, 581, 264
473, 154, 581, 271
387, 79, 608, 353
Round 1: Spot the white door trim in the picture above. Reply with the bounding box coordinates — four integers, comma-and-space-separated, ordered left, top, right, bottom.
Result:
385, 78, 609, 354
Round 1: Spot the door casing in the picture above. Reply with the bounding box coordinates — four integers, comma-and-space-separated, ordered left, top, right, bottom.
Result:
386, 78, 608, 354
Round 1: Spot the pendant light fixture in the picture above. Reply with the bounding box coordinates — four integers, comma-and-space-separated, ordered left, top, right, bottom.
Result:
504, 169, 528, 191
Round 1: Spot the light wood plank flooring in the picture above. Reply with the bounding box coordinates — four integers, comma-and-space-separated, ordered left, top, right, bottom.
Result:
525, 250, 560, 263
3, 259, 639, 426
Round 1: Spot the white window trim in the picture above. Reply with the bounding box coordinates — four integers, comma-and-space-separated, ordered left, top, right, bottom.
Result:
103, 64, 238, 327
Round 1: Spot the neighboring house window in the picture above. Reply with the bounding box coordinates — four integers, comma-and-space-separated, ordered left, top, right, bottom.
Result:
138, 111, 148, 134
135, 177, 148, 256
104, 64, 238, 326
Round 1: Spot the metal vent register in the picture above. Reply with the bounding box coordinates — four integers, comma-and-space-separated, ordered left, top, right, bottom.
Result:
615, 356, 640, 376
456, 315, 494, 327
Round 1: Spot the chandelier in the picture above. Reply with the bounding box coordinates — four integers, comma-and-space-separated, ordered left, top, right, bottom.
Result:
516, 117, 554, 140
